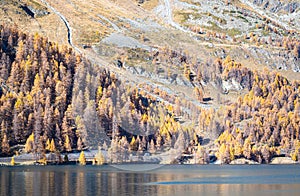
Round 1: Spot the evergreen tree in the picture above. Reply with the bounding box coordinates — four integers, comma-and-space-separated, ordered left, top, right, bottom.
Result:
1, 133, 10, 155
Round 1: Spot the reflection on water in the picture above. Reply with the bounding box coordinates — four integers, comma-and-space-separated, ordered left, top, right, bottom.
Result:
1, 165, 300, 196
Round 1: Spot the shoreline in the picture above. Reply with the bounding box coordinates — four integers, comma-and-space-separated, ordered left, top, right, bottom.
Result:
0, 156, 298, 166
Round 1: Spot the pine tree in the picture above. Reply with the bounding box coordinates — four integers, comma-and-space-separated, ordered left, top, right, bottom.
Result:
1, 133, 10, 155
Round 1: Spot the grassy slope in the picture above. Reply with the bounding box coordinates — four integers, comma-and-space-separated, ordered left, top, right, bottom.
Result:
1, 0, 299, 108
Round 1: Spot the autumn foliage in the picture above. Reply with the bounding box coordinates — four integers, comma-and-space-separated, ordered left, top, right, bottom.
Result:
1, 24, 299, 164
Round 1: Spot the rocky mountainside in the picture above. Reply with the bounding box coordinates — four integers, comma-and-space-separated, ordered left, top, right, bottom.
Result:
251, 0, 299, 13
0, 0, 299, 164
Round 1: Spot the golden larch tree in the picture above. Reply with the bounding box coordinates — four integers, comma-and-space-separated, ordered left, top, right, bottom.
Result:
79, 151, 86, 165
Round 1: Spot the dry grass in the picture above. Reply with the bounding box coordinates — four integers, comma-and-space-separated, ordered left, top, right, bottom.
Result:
42, 0, 158, 45
1, 0, 298, 85
1, 0, 160, 46
0, 0, 68, 45
140, 0, 159, 10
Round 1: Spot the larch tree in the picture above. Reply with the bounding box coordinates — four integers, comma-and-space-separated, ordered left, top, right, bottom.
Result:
1, 133, 10, 155
83, 100, 100, 148
13, 111, 25, 143
130, 136, 137, 151
11, 156, 15, 166
45, 138, 51, 151
75, 116, 87, 146
25, 133, 35, 153
77, 137, 83, 151
78, 151, 86, 165
149, 139, 156, 154
216, 143, 226, 163
43, 93, 54, 140
50, 139, 56, 152
293, 44, 299, 58
34, 105, 43, 153
61, 105, 76, 150
64, 135, 72, 152
95, 147, 105, 165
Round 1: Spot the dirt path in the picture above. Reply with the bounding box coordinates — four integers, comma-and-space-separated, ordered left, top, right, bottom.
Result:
40, 0, 81, 53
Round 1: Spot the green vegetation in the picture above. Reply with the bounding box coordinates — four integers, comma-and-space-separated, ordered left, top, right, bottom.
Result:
206, 21, 222, 31
174, 10, 202, 23
227, 28, 241, 37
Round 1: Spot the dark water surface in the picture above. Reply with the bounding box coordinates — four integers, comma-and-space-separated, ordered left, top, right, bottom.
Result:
1, 164, 300, 196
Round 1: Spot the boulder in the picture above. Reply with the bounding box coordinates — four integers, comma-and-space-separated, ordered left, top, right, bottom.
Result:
270, 157, 297, 164
230, 158, 259, 164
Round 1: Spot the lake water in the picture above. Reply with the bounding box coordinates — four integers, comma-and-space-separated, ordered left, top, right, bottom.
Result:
1, 164, 300, 196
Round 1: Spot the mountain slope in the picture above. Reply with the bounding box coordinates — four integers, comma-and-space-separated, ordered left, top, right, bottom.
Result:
0, 0, 300, 164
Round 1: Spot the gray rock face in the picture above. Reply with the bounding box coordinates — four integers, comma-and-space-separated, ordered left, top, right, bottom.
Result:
270, 157, 297, 164
102, 33, 151, 51
269, 0, 283, 13
252, 0, 299, 13
27, 6, 50, 17
284, 3, 299, 13
253, 0, 265, 6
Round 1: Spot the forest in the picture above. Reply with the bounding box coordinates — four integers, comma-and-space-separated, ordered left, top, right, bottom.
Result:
0, 24, 299, 164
